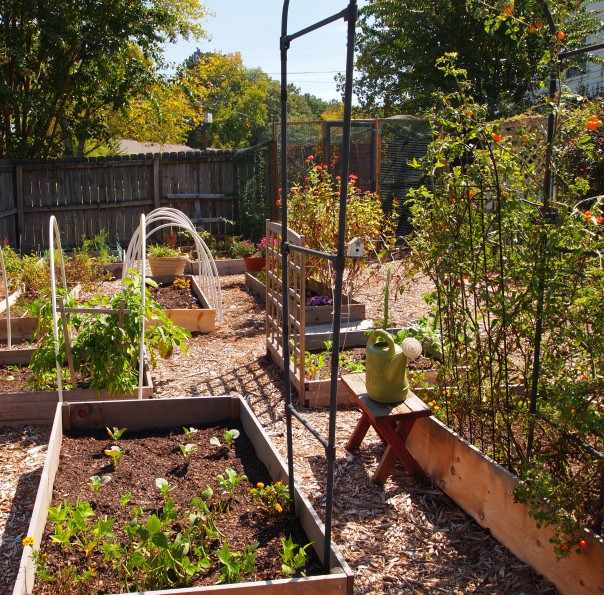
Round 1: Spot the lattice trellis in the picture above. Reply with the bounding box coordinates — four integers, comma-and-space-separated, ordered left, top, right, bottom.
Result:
265, 220, 307, 401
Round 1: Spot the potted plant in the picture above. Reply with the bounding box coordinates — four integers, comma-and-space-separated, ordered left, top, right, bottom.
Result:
147, 243, 189, 277
231, 238, 266, 273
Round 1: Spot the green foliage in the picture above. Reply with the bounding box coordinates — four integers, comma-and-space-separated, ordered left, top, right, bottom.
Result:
183, 427, 198, 441
209, 428, 240, 449
104, 446, 123, 468
180, 443, 198, 464
405, 53, 604, 551
148, 243, 182, 258
106, 427, 127, 443
28, 276, 191, 395
87, 475, 110, 494
216, 541, 258, 584
302, 341, 365, 381
280, 535, 311, 578
217, 468, 247, 497
229, 238, 256, 258
354, 0, 602, 118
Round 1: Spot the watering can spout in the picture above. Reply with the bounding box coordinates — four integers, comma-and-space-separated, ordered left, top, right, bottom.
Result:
365, 329, 422, 403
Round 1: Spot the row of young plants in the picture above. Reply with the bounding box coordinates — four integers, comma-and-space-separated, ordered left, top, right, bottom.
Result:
27, 425, 310, 592
405, 52, 603, 555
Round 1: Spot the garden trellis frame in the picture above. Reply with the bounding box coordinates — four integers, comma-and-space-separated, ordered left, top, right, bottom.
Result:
280, 0, 357, 573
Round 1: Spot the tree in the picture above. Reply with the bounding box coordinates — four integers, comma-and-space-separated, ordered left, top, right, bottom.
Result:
0, 0, 207, 158
353, 0, 602, 118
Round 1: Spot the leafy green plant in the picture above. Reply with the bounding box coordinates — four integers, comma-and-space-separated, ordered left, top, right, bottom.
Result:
148, 243, 183, 258
106, 427, 127, 443
250, 480, 290, 514
28, 275, 191, 395
180, 443, 198, 464
87, 475, 111, 493
104, 445, 123, 468
155, 477, 175, 500
183, 427, 198, 441
209, 428, 240, 449
286, 156, 397, 291
229, 237, 256, 258
281, 535, 311, 578
217, 468, 247, 497
216, 541, 258, 584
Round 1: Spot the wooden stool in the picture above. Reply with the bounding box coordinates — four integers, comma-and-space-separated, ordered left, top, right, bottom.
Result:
342, 373, 432, 484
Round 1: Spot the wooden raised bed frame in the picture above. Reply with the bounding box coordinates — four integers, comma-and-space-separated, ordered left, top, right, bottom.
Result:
0, 359, 154, 425
405, 414, 604, 595
13, 396, 353, 595
150, 274, 216, 333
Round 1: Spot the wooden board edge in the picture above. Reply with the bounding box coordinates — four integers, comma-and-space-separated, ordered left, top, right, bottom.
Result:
406, 415, 604, 595
239, 398, 353, 582
12, 404, 63, 595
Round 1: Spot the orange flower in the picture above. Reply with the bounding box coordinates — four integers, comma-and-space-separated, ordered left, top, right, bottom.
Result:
503, 6, 513, 15
22, 536, 35, 547
492, 133, 502, 142
557, 32, 565, 40
597, 217, 603, 225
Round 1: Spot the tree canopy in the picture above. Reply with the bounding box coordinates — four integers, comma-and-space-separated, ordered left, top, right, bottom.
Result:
353, 0, 603, 118
0, 0, 208, 158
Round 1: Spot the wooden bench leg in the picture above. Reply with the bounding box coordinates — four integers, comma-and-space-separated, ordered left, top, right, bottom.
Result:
345, 414, 371, 450
371, 419, 426, 484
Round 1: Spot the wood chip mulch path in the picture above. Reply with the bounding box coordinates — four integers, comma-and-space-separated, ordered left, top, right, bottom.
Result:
0, 263, 559, 594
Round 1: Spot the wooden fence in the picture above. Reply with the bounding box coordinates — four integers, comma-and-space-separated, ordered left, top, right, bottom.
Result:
0, 150, 237, 254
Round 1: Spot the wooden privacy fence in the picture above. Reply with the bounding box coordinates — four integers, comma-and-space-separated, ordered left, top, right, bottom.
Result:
0, 150, 236, 254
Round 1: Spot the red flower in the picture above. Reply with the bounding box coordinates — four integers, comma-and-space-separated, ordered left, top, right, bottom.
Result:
349, 174, 358, 179
579, 540, 587, 548
314, 165, 322, 171
305, 155, 314, 163
597, 217, 603, 225
335, 176, 341, 181
492, 133, 502, 142
557, 31, 565, 40
304, 177, 310, 182
276, 199, 281, 206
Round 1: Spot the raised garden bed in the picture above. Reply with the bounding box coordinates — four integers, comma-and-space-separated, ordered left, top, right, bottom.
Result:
14, 396, 353, 595
0, 361, 154, 425
187, 258, 246, 276
149, 275, 216, 333
405, 413, 604, 595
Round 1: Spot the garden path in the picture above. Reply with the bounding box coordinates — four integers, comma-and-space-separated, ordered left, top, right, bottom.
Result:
0, 262, 558, 594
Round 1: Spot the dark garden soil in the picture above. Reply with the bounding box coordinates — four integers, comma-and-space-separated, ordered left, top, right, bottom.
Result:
35, 420, 322, 594
151, 282, 201, 310
0, 365, 32, 393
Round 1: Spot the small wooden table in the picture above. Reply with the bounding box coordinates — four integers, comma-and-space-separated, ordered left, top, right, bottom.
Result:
342, 373, 432, 484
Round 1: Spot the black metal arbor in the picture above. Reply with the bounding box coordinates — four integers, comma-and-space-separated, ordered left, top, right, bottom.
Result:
279, 0, 357, 572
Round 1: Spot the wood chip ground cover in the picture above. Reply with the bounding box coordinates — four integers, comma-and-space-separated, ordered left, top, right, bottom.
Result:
0, 265, 559, 594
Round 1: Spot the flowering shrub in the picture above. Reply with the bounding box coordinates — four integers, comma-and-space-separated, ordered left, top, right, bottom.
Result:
406, 54, 603, 554
306, 295, 333, 307
285, 157, 397, 290
229, 238, 256, 258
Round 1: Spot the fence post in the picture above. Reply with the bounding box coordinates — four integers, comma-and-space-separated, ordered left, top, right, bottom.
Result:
15, 164, 23, 252
268, 140, 279, 222
153, 156, 161, 209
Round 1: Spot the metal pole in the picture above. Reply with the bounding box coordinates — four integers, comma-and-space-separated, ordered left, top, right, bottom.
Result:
280, 0, 296, 512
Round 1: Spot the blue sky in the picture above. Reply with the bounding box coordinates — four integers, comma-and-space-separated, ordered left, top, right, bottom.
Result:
163, 0, 369, 102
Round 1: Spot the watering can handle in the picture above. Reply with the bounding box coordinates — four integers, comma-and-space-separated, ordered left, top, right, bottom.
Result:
367, 329, 396, 356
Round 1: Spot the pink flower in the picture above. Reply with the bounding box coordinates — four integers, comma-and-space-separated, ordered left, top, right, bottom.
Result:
305, 155, 314, 163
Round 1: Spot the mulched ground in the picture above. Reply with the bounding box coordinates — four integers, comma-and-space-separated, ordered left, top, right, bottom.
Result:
0, 261, 560, 594
35, 422, 321, 593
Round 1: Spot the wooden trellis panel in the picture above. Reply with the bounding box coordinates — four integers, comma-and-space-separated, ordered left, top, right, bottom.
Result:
265, 220, 307, 401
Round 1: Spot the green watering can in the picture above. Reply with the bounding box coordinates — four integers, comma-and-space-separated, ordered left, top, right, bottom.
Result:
365, 329, 423, 403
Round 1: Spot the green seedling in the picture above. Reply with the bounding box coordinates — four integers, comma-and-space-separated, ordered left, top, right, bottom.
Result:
106, 427, 127, 443
104, 445, 123, 468
210, 428, 241, 448
180, 443, 198, 464
217, 541, 258, 584
119, 492, 132, 505
281, 535, 312, 578
183, 426, 198, 441
155, 478, 175, 499
87, 475, 111, 493
217, 468, 247, 496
